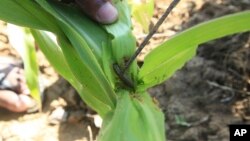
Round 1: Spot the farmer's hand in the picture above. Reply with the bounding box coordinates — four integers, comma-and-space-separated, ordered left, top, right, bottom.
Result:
75, 0, 118, 24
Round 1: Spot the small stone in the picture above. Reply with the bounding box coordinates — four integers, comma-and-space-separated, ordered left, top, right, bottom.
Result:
48, 107, 68, 125
50, 98, 67, 109
86, 114, 103, 128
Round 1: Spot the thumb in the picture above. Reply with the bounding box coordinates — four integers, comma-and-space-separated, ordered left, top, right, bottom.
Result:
75, 0, 118, 24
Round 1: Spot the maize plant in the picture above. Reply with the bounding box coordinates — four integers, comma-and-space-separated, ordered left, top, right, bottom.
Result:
0, 0, 250, 141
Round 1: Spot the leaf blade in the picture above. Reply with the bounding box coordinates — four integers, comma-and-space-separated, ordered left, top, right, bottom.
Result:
0, 0, 60, 33
139, 11, 250, 90
35, 0, 117, 109
31, 30, 112, 116
97, 91, 165, 141
129, 0, 154, 33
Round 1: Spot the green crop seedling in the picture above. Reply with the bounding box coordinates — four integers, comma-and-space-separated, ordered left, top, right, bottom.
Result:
0, 0, 250, 140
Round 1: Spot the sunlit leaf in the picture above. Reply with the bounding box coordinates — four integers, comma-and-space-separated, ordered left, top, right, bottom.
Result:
0, 0, 61, 33
139, 11, 250, 90
31, 30, 112, 117
97, 91, 165, 141
103, 0, 138, 87
129, 0, 154, 33
34, 0, 117, 110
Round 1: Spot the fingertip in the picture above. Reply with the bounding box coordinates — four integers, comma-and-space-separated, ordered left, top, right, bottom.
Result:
96, 2, 118, 24
0, 90, 34, 112
19, 95, 36, 110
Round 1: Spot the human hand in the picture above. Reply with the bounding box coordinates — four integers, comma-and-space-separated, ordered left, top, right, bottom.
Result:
75, 0, 118, 24
0, 62, 35, 113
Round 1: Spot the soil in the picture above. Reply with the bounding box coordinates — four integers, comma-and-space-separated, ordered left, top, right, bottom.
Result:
1, 0, 250, 141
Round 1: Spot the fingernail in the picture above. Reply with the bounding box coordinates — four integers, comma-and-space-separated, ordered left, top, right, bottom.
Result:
96, 2, 118, 24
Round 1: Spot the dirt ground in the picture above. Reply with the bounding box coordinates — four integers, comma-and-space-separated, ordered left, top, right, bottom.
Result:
1, 0, 250, 141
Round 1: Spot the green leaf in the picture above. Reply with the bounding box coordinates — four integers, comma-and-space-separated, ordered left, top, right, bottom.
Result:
44, 1, 108, 62
7, 24, 41, 109
35, 0, 117, 110
175, 115, 191, 127
30, 30, 73, 83
97, 91, 165, 141
129, 0, 154, 33
58, 36, 116, 110
34, 0, 108, 63
0, 0, 61, 33
31, 30, 112, 117
139, 11, 250, 90
103, 0, 138, 87
104, 0, 136, 63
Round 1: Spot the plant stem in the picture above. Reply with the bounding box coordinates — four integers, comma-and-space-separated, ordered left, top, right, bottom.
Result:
123, 0, 181, 72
